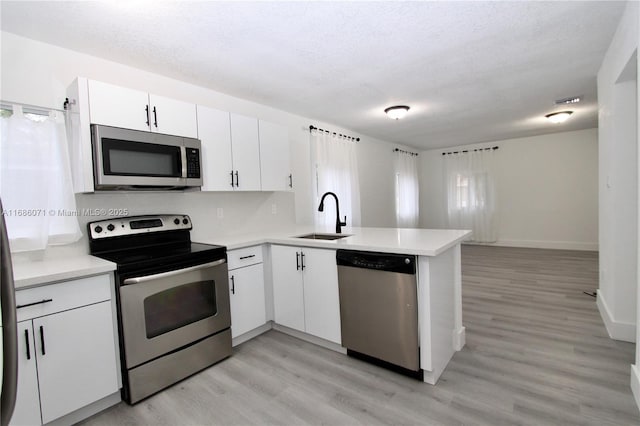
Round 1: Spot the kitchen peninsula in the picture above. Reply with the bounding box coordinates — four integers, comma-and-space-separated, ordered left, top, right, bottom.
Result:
208, 226, 472, 385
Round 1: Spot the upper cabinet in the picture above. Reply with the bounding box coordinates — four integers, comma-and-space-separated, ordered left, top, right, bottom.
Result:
87, 80, 197, 138
229, 113, 262, 191
197, 107, 261, 191
259, 120, 292, 191
67, 77, 291, 193
197, 106, 291, 192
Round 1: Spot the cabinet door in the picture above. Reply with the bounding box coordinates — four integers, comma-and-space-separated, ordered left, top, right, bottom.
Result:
271, 246, 305, 332
258, 120, 291, 191
34, 301, 119, 424
149, 94, 198, 138
197, 106, 234, 191
229, 113, 261, 191
303, 248, 341, 344
10, 321, 41, 426
88, 80, 150, 132
229, 264, 266, 339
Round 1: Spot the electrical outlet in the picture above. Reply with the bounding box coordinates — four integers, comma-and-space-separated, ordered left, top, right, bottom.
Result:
217, 208, 224, 219
271, 204, 277, 215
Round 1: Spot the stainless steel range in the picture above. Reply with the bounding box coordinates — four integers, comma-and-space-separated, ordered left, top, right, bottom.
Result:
88, 215, 231, 404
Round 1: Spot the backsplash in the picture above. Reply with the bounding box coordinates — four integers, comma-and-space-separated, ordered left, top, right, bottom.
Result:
12, 191, 296, 260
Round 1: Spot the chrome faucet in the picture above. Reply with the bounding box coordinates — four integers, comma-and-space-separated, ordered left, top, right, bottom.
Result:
318, 191, 347, 234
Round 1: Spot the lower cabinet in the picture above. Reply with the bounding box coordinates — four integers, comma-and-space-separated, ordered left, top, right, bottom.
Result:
228, 246, 266, 340
271, 245, 341, 344
11, 275, 119, 426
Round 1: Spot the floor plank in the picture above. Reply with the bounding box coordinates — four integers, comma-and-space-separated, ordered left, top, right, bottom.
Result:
80, 245, 639, 425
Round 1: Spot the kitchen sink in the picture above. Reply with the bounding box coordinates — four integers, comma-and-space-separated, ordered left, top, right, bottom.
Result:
294, 233, 351, 240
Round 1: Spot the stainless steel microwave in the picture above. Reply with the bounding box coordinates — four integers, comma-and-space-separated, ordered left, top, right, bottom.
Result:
91, 124, 203, 190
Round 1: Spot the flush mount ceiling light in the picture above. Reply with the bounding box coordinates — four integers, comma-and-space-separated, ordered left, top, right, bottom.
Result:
384, 105, 410, 120
545, 111, 573, 124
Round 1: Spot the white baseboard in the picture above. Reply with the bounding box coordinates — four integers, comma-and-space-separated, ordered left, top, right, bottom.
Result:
272, 323, 346, 354
453, 326, 466, 351
597, 293, 636, 342
232, 322, 272, 347
631, 365, 640, 412
48, 391, 121, 426
464, 240, 598, 251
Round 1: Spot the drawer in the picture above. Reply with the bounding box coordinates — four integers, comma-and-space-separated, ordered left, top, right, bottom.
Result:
228, 246, 263, 270
16, 274, 112, 322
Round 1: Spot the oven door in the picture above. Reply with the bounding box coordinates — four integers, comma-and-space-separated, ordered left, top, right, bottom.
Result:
118, 259, 230, 369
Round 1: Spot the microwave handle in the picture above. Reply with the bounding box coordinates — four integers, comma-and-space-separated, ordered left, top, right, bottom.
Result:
181, 146, 187, 178
123, 259, 226, 285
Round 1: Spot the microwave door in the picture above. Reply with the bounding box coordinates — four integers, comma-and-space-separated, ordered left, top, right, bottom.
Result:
91, 125, 188, 189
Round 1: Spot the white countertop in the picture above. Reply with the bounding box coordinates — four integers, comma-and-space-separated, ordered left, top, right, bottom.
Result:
204, 226, 472, 257
9, 226, 470, 290
12, 254, 116, 290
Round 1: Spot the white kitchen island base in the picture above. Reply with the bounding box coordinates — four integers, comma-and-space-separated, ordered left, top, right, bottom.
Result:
418, 244, 465, 384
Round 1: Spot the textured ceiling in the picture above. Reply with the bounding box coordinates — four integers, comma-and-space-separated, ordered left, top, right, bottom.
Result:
0, 1, 626, 149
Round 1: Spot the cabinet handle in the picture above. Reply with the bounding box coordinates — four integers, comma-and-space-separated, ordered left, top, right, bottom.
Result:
296, 252, 300, 270
235, 171, 239, 187
16, 298, 53, 309
230, 170, 235, 187
24, 329, 31, 360
230, 275, 235, 295
301, 252, 306, 270
145, 105, 150, 126
239, 254, 255, 260
39, 326, 45, 356
289, 174, 293, 188
153, 106, 158, 128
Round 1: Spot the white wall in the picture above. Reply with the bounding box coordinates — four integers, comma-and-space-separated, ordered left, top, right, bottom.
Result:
0, 32, 404, 258
594, 0, 640, 411
597, 0, 639, 346
420, 128, 599, 251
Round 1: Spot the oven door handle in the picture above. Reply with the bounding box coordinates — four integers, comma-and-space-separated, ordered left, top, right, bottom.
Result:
122, 259, 226, 285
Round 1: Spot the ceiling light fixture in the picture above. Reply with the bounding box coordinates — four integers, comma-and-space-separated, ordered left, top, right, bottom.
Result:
545, 111, 573, 124
385, 105, 410, 120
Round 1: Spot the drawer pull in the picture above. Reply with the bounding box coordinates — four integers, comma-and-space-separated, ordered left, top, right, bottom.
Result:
25, 329, 31, 360
40, 326, 46, 356
239, 254, 256, 260
16, 299, 53, 309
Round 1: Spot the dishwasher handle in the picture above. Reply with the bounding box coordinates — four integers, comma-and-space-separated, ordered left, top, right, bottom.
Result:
336, 250, 416, 275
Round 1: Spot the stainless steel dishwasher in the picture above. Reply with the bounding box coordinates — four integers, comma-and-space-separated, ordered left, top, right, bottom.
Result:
336, 250, 420, 375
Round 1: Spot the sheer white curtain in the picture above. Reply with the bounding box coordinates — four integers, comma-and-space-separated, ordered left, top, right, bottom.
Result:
0, 105, 81, 252
444, 149, 497, 242
311, 130, 361, 230
394, 151, 419, 228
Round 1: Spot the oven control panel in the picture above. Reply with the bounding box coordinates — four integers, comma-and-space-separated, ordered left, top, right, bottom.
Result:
88, 214, 192, 240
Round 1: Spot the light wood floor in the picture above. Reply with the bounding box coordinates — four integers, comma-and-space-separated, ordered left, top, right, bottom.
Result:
81, 245, 639, 425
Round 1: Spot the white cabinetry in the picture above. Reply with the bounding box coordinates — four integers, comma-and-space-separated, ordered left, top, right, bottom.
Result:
197, 108, 262, 191
197, 106, 233, 191
87, 80, 198, 138
258, 121, 291, 191
229, 113, 262, 191
228, 246, 267, 340
10, 274, 120, 426
228, 246, 267, 341
271, 245, 341, 344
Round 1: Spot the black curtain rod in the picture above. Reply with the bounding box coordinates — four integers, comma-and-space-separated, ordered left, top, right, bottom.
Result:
309, 125, 360, 142
442, 146, 499, 156
393, 148, 418, 156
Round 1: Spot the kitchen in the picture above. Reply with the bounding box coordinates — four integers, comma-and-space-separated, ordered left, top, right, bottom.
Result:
1, 1, 639, 425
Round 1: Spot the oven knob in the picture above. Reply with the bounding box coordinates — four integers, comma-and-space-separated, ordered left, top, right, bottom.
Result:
174, 218, 180, 225
107, 224, 115, 231
182, 218, 189, 225
94, 225, 103, 233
